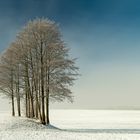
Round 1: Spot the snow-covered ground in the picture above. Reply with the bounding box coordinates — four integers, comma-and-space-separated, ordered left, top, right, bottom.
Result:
1, 110, 140, 140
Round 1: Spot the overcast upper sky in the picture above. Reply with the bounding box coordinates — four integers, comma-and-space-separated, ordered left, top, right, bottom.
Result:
1, 0, 140, 110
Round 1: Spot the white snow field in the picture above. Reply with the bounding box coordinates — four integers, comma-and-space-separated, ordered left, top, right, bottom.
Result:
1, 110, 140, 140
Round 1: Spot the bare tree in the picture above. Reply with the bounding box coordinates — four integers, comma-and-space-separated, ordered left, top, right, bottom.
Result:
0, 48, 16, 116
0, 18, 79, 125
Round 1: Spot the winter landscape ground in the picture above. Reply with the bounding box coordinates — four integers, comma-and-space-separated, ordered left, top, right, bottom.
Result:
1, 110, 140, 140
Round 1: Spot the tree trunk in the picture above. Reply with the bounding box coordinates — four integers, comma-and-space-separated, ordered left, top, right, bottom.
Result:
30, 89, 35, 118
25, 61, 34, 118
25, 88, 28, 117
28, 94, 30, 118
16, 93, 21, 116
35, 92, 38, 119
46, 91, 49, 124
27, 77, 34, 118
25, 62, 31, 118
30, 50, 35, 118
37, 97, 42, 121
11, 93, 15, 116
11, 70, 15, 116
41, 43, 46, 125
16, 65, 21, 116
46, 66, 50, 124
38, 78, 42, 121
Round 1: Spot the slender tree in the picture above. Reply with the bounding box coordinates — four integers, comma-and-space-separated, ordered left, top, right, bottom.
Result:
0, 49, 16, 116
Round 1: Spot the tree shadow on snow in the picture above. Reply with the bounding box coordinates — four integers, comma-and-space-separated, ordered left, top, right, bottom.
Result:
62, 128, 140, 134
22, 119, 140, 134
45, 124, 62, 130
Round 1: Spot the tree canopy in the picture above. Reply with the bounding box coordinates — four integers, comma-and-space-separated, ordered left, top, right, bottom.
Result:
0, 18, 79, 125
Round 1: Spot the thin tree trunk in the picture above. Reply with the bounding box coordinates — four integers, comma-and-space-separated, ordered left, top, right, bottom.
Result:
34, 78, 40, 119
30, 50, 35, 118
37, 96, 42, 121
28, 94, 30, 118
35, 91, 38, 118
25, 88, 28, 117
46, 66, 50, 124
11, 93, 15, 116
30, 85, 35, 118
16, 65, 21, 116
33, 72, 39, 119
16, 90, 21, 116
41, 43, 46, 125
25, 60, 34, 118
46, 90, 49, 124
11, 70, 15, 116
27, 78, 34, 118
25, 62, 31, 118
38, 78, 42, 121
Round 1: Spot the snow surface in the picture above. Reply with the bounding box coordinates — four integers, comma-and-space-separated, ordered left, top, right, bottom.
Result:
1, 110, 140, 140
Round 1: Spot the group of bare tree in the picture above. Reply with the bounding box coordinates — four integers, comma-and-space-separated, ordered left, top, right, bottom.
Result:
0, 18, 78, 125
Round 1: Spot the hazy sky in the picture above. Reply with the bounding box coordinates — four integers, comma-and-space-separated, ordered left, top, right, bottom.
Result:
1, 0, 140, 110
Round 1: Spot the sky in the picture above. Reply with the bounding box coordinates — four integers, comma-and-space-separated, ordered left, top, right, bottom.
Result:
1, 0, 140, 110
